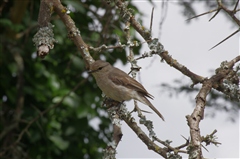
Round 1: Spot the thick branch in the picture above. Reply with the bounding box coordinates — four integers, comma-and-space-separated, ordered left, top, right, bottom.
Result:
186, 56, 239, 159
213, 55, 240, 92
122, 115, 167, 158
34, 0, 94, 66
49, 0, 93, 68
38, 0, 52, 27
161, 51, 205, 84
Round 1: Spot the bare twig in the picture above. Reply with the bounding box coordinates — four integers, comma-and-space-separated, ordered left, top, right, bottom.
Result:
89, 44, 126, 52
187, 1, 240, 51
150, 7, 154, 34
218, 1, 240, 26
209, 28, 240, 50
186, 8, 218, 21
176, 135, 190, 150
153, 136, 188, 154
202, 129, 221, 146
158, 2, 168, 40
233, 0, 239, 11
209, 8, 221, 21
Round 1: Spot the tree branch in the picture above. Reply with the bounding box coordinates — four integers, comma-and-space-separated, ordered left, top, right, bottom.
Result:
112, 0, 205, 87
122, 114, 167, 158
186, 56, 239, 159
50, 0, 93, 68
34, 0, 94, 67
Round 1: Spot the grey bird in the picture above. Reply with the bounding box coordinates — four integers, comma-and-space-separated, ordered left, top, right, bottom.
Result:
89, 60, 164, 121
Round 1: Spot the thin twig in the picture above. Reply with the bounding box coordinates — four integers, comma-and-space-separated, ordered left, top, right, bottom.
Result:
153, 136, 188, 154
186, 8, 218, 21
209, 28, 240, 50
209, 8, 221, 21
219, 1, 240, 26
233, 0, 239, 11
150, 7, 154, 34
88, 44, 126, 52
158, 2, 168, 40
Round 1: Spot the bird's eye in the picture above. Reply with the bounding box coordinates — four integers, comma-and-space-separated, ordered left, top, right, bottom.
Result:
98, 67, 103, 70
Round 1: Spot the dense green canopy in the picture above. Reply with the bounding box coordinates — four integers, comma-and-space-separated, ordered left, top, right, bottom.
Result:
0, 1, 143, 158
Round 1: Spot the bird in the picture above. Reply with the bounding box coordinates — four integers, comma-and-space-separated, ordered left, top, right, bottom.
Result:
89, 60, 164, 121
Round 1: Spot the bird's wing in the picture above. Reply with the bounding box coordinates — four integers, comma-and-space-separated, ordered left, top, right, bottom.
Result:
108, 68, 154, 99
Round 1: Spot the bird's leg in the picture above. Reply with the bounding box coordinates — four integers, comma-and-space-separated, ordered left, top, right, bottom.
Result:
130, 100, 152, 117
129, 100, 141, 114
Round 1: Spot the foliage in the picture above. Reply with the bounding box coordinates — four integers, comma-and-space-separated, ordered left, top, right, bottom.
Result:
0, 0, 143, 158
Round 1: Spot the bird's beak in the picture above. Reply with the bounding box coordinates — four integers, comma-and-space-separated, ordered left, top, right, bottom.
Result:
88, 68, 100, 74
88, 69, 95, 74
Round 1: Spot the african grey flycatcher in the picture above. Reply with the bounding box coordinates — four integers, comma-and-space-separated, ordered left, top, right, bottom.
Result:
89, 60, 164, 121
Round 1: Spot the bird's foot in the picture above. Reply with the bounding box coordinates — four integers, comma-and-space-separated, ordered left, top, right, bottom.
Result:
102, 97, 122, 109
130, 102, 152, 117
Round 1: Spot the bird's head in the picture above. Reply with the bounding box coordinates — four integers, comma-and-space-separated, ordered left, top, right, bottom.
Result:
88, 60, 111, 75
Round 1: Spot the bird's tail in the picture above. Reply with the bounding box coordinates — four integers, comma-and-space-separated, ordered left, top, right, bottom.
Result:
138, 96, 165, 121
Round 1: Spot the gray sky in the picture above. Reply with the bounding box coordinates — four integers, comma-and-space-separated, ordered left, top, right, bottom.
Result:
113, 1, 239, 158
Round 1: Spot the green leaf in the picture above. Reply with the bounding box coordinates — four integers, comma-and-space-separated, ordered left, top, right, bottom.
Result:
70, 54, 84, 70
0, 19, 12, 27
49, 135, 69, 150
65, 126, 75, 136
48, 74, 60, 91
49, 120, 61, 130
